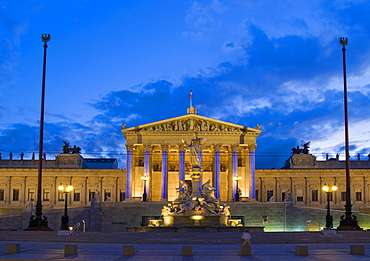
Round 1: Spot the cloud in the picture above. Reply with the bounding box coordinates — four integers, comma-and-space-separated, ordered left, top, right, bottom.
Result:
2, 0, 370, 170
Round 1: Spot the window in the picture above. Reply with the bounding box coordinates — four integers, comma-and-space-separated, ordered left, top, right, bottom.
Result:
341, 192, 346, 201
120, 190, 125, 201
89, 190, 96, 201
255, 190, 259, 201
58, 191, 64, 201
43, 189, 50, 201
104, 190, 111, 201
0, 189, 4, 201
74, 190, 81, 201
311, 190, 318, 201
267, 190, 273, 201
28, 189, 35, 201
356, 192, 362, 201
13, 189, 19, 201
296, 189, 303, 202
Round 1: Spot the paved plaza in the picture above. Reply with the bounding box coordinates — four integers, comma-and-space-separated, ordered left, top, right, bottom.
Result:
0, 241, 370, 261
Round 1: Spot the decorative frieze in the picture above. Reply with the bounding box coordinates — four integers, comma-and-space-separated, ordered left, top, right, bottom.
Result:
139, 119, 242, 133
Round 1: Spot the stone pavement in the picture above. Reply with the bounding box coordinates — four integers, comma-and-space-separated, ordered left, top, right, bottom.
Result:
1, 242, 370, 261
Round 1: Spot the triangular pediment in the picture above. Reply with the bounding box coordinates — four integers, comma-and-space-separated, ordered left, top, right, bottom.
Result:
121, 113, 261, 135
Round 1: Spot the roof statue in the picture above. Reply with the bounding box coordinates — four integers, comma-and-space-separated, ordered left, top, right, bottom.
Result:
62, 140, 81, 154
291, 141, 310, 154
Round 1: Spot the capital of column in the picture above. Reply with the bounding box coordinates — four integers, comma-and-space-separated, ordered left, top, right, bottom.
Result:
213, 143, 222, 151
178, 143, 185, 152
126, 143, 134, 151
143, 143, 151, 151
248, 144, 257, 152
231, 144, 239, 152
160, 143, 169, 151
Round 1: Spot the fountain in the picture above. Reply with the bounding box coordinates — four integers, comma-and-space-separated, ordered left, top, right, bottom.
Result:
161, 133, 231, 227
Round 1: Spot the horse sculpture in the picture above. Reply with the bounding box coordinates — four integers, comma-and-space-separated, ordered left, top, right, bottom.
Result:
291, 141, 310, 154
62, 140, 81, 154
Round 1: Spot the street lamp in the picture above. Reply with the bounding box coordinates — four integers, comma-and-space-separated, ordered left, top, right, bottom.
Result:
233, 176, 242, 201
337, 37, 361, 230
322, 184, 337, 229
141, 175, 149, 201
58, 184, 73, 230
25, 34, 52, 231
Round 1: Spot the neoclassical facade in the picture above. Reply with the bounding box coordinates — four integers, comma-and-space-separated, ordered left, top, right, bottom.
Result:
121, 106, 262, 202
1, 109, 370, 215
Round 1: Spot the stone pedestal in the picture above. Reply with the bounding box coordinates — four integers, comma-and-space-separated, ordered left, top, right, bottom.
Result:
350, 245, 364, 255
6, 244, 20, 254
65, 245, 77, 256
295, 246, 308, 256
190, 171, 202, 197
55, 153, 83, 169
240, 246, 251, 256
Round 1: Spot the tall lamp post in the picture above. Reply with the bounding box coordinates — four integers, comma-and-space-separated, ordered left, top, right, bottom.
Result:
25, 34, 52, 231
323, 184, 337, 230
141, 175, 149, 202
337, 37, 361, 230
234, 176, 242, 201
58, 184, 73, 230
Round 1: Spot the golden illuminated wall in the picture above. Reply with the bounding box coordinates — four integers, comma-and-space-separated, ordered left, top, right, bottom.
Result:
0, 167, 370, 209
0, 169, 126, 208
255, 168, 370, 209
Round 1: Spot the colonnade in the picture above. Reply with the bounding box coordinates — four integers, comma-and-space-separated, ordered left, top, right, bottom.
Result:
125, 143, 256, 202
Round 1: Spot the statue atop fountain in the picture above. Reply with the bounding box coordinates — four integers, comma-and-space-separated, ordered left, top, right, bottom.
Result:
161, 132, 231, 227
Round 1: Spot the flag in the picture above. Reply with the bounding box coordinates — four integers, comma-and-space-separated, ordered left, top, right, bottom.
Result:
189, 90, 193, 99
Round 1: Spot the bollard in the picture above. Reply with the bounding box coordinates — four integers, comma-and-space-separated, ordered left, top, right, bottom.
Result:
6, 244, 20, 254
295, 245, 308, 256
182, 246, 192, 256
65, 245, 77, 256
123, 245, 135, 256
240, 245, 252, 256
350, 245, 365, 255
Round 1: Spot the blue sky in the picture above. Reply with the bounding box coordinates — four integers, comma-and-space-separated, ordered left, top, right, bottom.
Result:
1, 0, 370, 169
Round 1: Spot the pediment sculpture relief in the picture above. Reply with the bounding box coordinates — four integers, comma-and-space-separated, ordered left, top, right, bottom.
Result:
140, 119, 242, 133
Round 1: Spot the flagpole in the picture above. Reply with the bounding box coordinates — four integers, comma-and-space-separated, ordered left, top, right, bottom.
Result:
189, 90, 193, 108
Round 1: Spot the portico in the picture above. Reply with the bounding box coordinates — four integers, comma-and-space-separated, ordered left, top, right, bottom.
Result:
121, 106, 261, 202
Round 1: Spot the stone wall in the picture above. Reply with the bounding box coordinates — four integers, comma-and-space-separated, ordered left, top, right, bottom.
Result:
1, 202, 370, 232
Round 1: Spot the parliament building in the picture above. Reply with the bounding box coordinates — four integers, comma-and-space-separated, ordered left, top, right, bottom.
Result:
1, 105, 370, 226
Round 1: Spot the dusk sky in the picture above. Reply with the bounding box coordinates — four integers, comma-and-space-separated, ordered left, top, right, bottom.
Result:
1, 1, 370, 169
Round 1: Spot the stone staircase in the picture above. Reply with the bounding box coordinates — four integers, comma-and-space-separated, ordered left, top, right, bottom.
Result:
0, 230, 369, 244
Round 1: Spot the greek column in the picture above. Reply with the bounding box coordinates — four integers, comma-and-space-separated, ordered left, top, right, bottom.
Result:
6, 177, 11, 204
161, 144, 169, 201
21, 176, 27, 205
231, 144, 239, 200
178, 143, 185, 182
249, 144, 257, 199
364, 177, 368, 204
125, 144, 134, 200
143, 144, 151, 201
213, 144, 222, 199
